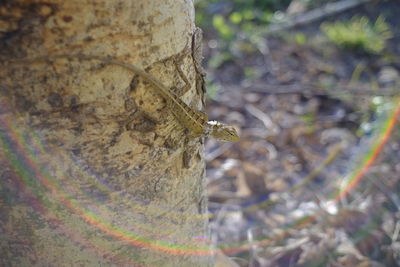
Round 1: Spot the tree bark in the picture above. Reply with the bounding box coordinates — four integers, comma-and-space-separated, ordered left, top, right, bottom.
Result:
0, 1, 211, 266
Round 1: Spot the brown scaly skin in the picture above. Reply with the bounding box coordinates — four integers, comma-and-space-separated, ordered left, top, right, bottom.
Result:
208, 121, 240, 142
6, 54, 240, 142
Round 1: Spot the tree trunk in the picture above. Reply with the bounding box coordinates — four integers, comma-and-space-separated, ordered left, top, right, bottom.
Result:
0, 1, 211, 266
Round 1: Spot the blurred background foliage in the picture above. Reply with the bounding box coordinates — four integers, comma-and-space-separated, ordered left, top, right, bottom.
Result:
195, 0, 292, 69
321, 15, 392, 54
195, 0, 291, 40
195, 0, 393, 70
196, 1, 400, 266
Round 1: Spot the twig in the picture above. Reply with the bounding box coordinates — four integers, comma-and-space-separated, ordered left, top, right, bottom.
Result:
239, 83, 399, 97
266, 0, 373, 34
292, 143, 344, 191
244, 104, 280, 134
365, 172, 400, 212
392, 221, 400, 242
215, 249, 241, 267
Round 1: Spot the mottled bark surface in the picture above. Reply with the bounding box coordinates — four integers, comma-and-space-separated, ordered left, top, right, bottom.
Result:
0, 1, 211, 266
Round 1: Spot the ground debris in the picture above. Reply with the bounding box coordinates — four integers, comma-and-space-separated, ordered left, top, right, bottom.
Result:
204, 1, 400, 266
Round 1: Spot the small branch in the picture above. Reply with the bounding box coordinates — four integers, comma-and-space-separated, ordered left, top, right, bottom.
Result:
266, 0, 373, 34
292, 143, 344, 192
239, 83, 400, 97
244, 104, 280, 134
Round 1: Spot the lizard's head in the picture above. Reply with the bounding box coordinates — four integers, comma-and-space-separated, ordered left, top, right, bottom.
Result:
209, 121, 240, 142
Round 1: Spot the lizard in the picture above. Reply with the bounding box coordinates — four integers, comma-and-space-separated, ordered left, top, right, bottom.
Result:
5, 54, 240, 142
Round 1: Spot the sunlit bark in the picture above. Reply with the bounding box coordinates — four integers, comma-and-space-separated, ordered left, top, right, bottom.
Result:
0, 1, 211, 266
